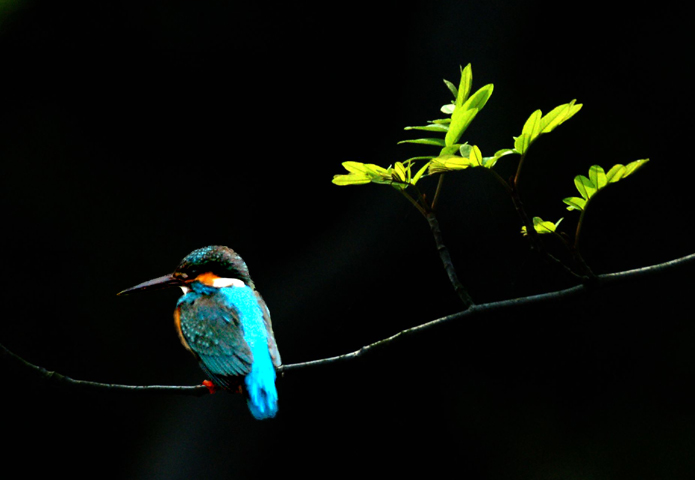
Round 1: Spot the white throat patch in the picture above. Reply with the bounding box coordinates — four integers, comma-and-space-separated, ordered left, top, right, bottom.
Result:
211, 277, 246, 288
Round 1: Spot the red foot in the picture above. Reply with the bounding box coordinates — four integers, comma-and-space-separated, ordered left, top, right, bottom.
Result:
202, 380, 218, 394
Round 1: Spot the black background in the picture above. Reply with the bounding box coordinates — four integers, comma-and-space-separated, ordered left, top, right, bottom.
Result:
2, 1, 695, 479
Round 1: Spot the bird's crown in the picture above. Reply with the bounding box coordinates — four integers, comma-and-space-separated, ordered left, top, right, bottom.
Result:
174, 245, 254, 288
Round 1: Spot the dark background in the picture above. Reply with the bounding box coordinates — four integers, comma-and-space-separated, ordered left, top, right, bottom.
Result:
2, 1, 695, 478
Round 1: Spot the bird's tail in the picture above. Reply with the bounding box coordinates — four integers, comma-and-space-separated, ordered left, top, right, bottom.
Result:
245, 362, 278, 420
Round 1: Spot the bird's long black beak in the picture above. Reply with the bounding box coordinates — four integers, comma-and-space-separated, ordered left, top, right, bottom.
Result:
117, 274, 182, 296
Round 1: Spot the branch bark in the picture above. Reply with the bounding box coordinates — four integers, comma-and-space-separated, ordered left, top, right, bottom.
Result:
426, 211, 475, 308
0, 342, 210, 396
3, 252, 694, 394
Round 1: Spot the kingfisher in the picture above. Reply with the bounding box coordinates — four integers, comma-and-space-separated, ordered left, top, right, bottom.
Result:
118, 245, 281, 420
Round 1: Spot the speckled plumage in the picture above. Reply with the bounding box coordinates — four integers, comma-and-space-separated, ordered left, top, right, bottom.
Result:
120, 246, 281, 420
176, 280, 280, 419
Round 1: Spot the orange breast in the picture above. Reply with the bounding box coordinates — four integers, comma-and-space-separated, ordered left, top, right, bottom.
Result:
173, 308, 193, 353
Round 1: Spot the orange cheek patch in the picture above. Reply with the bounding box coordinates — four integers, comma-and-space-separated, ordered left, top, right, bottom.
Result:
194, 272, 221, 286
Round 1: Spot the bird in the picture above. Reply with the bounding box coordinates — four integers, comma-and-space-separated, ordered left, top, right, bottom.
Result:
118, 245, 281, 420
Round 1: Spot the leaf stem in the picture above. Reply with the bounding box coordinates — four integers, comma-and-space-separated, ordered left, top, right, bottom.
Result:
510, 182, 542, 252
574, 204, 588, 250
487, 168, 513, 195
432, 174, 446, 210
399, 189, 428, 217
568, 203, 596, 279
513, 151, 527, 188
508, 151, 543, 251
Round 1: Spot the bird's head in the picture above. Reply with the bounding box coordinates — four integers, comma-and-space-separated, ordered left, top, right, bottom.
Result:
118, 245, 254, 296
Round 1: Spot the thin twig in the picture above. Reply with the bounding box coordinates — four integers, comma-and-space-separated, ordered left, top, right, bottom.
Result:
3, 252, 694, 394
510, 182, 542, 252
426, 211, 475, 308
0, 342, 210, 396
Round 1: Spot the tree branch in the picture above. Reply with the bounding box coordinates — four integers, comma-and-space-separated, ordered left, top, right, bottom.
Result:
3, 252, 694, 394
282, 251, 695, 372
0, 341, 210, 396
426, 211, 475, 308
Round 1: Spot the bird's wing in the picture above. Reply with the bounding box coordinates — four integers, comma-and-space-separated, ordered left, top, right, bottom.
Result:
178, 295, 253, 382
255, 291, 282, 368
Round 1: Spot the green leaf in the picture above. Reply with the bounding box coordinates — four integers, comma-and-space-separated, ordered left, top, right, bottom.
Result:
459, 143, 472, 158
455, 63, 473, 108
427, 144, 484, 174
341, 161, 369, 174
521, 216, 563, 236
443, 78, 458, 99
398, 138, 447, 147
513, 134, 530, 155
445, 108, 478, 147
441, 104, 455, 115
439, 145, 460, 156
540, 99, 583, 133
445, 83, 494, 146
563, 160, 649, 208
482, 148, 516, 169
589, 165, 607, 190
464, 84, 494, 114
404, 124, 449, 132
624, 158, 649, 176
563, 196, 586, 211
522, 109, 542, 140
392, 162, 407, 182
574, 175, 597, 200
403, 156, 435, 163
469, 145, 483, 167
412, 161, 430, 185
428, 155, 473, 174
512, 100, 583, 155
605, 160, 649, 184
332, 173, 371, 186
333, 163, 375, 185
516, 109, 542, 153
606, 164, 627, 183
362, 163, 389, 177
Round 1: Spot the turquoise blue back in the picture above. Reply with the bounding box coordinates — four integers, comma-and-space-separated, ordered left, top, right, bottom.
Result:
221, 286, 278, 419
177, 283, 279, 419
